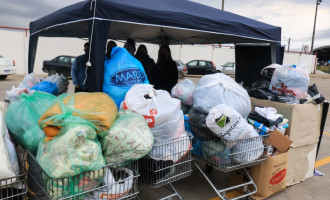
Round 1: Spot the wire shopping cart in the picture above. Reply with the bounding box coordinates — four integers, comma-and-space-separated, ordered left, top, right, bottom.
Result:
25, 149, 139, 200
138, 132, 193, 200
186, 120, 269, 200
0, 143, 27, 200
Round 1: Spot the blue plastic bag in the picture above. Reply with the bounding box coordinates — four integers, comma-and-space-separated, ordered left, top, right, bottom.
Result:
31, 81, 58, 95
103, 47, 149, 108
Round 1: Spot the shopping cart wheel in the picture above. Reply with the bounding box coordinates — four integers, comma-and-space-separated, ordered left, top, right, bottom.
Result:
205, 164, 213, 173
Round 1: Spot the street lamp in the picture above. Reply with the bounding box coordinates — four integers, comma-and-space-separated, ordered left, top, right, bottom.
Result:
311, 0, 322, 53
221, 0, 224, 10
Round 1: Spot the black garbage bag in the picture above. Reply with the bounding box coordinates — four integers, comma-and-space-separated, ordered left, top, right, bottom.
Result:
300, 84, 325, 104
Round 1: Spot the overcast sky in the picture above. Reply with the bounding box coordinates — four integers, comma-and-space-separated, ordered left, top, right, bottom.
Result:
0, 0, 329, 50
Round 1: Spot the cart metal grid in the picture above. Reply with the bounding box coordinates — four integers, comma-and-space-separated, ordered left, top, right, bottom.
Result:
25, 149, 139, 200
186, 120, 270, 200
0, 143, 27, 200
138, 132, 193, 199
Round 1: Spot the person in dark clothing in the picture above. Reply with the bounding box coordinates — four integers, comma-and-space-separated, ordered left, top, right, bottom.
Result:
124, 38, 136, 56
71, 42, 90, 92
135, 44, 155, 80
105, 40, 117, 59
149, 45, 178, 93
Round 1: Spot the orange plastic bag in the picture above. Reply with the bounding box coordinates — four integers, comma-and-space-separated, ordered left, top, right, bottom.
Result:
39, 92, 117, 138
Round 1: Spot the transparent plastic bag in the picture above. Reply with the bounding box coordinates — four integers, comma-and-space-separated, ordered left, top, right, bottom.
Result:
5, 86, 29, 102
18, 73, 40, 89
269, 65, 310, 99
6, 92, 56, 154
36, 124, 106, 178
171, 79, 195, 106
99, 110, 154, 165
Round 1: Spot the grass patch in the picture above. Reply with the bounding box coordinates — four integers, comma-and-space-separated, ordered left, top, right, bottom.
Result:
317, 66, 330, 74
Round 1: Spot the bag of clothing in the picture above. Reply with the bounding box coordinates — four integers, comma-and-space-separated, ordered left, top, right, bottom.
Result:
44, 73, 69, 94
206, 104, 251, 142
18, 73, 40, 89
269, 65, 309, 99
6, 91, 56, 154
39, 93, 117, 139
171, 79, 195, 106
99, 110, 154, 165
85, 168, 134, 200
36, 124, 106, 178
31, 81, 58, 95
5, 87, 29, 102
193, 73, 251, 118
232, 130, 264, 164
122, 84, 185, 141
300, 84, 325, 104
103, 47, 149, 108
0, 102, 19, 183
188, 108, 214, 141
201, 140, 231, 165
261, 64, 282, 82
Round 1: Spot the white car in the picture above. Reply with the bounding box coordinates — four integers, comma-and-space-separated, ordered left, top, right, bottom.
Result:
0, 55, 16, 79
217, 62, 235, 75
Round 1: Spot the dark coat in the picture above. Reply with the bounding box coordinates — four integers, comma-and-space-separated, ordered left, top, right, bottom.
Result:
136, 54, 155, 80
149, 60, 178, 93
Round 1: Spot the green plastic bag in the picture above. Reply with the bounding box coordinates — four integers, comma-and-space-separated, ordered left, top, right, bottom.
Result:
36, 124, 106, 178
6, 91, 56, 154
99, 109, 154, 165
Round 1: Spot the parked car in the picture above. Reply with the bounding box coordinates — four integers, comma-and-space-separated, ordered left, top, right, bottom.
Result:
0, 55, 16, 80
217, 62, 235, 75
186, 60, 216, 75
43, 55, 76, 77
175, 60, 188, 79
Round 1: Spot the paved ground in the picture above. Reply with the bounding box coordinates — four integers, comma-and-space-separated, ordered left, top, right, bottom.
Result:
1, 74, 329, 200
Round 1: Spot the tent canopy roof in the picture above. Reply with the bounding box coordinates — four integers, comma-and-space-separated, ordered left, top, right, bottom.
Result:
30, 0, 281, 44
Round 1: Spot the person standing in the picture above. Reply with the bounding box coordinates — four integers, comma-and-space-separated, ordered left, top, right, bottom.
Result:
149, 45, 178, 93
71, 42, 90, 92
135, 44, 155, 79
123, 38, 136, 56
105, 40, 117, 59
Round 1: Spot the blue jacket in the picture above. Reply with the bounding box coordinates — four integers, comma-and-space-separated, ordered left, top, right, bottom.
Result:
71, 54, 88, 89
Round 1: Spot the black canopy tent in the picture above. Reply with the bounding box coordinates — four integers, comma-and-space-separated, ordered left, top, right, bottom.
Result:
28, 0, 282, 92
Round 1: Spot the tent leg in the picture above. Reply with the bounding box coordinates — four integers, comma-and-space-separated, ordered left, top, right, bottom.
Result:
270, 42, 277, 64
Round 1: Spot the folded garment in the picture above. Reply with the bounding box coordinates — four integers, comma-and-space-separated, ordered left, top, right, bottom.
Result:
254, 107, 283, 121
248, 112, 283, 127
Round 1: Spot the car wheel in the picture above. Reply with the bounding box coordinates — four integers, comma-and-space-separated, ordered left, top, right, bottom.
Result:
48, 70, 57, 76
216, 70, 222, 73
178, 71, 184, 79
0, 75, 8, 80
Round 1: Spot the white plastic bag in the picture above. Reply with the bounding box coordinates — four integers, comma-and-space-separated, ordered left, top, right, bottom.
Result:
122, 84, 185, 141
171, 79, 195, 106
5, 86, 29, 102
18, 73, 40, 89
193, 73, 251, 118
44, 73, 68, 94
206, 104, 251, 143
85, 168, 133, 200
269, 65, 309, 99
232, 129, 264, 164
0, 102, 17, 183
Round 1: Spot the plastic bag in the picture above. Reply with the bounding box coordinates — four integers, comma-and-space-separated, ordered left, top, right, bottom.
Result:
18, 73, 40, 89
193, 73, 251, 118
300, 84, 325, 104
0, 102, 17, 182
103, 47, 149, 108
6, 92, 56, 154
188, 108, 213, 141
36, 124, 106, 178
39, 93, 118, 139
5, 86, 29, 102
261, 64, 282, 82
99, 110, 154, 165
201, 141, 231, 165
85, 168, 134, 200
171, 79, 195, 106
206, 104, 251, 142
44, 73, 69, 94
31, 81, 58, 95
269, 65, 309, 99
122, 84, 185, 141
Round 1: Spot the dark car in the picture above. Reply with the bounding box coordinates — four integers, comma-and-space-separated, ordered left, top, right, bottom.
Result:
43, 55, 76, 77
186, 60, 216, 75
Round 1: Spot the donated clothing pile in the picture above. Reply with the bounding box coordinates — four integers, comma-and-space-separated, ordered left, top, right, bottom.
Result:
250, 64, 325, 105
103, 47, 149, 108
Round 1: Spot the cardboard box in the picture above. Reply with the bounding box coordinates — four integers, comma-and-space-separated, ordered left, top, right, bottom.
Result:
269, 130, 292, 152
251, 97, 322, 147
286, 143, 318, 186
230, 152, 289, 200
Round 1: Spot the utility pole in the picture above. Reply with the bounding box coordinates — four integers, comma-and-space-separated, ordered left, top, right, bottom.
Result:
222, 0, 224, 10
288, 38, 291, 52
311, 0, 322, 53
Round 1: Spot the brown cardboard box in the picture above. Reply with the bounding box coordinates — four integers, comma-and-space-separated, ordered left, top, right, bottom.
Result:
230, 152, 289, 200
269, 130, 292, 152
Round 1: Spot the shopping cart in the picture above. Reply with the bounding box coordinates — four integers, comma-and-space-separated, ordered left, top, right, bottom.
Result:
0, 143, 27, 200
186, 121, 269, 200
25, 149, 139, 200
138, 132, 193, 199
